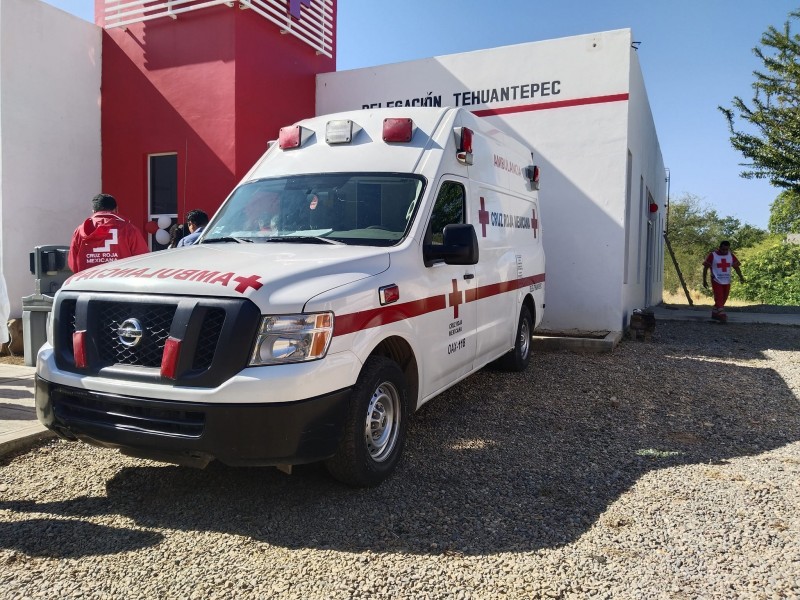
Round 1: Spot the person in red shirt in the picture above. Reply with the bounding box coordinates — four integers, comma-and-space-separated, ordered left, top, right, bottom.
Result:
702, 240, 745, 322
68, 194, 149, 273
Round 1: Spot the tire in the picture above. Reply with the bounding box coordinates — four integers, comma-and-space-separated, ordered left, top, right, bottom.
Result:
496, 305, 533, 372
325, 356, 409, 487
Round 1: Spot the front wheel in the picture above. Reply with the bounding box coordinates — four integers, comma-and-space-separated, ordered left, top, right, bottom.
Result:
325, 356, 409, 487
496, 305, 533, 372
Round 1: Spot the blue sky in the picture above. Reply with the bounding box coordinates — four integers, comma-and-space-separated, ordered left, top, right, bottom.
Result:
45, 0, 798, 230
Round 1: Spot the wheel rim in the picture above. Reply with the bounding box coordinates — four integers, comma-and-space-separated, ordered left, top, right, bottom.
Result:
364, 381, 401, 462
519, 317, 530, 360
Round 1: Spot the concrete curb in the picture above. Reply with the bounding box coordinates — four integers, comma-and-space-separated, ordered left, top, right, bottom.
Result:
0, 425, 55, 459
533, 330, 622, 353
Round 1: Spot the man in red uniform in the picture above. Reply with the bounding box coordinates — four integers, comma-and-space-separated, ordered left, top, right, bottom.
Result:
68, 194, 149, 273
702, 240, 745, 322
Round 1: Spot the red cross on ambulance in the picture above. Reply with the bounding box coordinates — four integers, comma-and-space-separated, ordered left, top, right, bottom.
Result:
233, 273, 264, 294
478, 197, 490, 238
449, 279, 464, 318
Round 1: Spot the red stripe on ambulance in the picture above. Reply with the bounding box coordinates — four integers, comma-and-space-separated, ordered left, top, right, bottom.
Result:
333, 295, 447, 336
334, 273, 545, 336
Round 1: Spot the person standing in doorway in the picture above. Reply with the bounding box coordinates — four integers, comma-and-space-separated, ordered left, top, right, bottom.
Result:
68, 194, 149, 273
176, 209, 209, 247
702, 240, 745, 322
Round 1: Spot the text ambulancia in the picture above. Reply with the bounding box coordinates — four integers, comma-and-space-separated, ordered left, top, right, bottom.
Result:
36, 107, 546, 487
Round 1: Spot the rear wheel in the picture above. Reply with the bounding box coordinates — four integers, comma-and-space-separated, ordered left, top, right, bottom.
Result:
496, 305, 533, 372
325, 356, 409, 487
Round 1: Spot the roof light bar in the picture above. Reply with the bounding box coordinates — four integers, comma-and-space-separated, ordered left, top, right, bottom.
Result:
278, 125, 313, 150
326, 119, 362, 144
383, 118, 414, 143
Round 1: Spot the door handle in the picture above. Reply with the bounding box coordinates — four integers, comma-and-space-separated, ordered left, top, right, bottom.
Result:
463, 273, 475, 280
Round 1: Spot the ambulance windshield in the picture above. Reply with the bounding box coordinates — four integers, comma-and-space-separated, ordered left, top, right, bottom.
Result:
202, 174, 425, 247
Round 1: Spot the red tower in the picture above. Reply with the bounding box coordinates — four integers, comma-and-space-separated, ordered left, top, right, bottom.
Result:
96, 0, 335, 247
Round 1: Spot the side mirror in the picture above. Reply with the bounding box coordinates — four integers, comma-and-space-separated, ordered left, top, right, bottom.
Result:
424, 224, 479, 266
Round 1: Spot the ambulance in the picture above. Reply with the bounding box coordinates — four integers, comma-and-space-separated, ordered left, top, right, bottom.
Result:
35, 107, 545, 487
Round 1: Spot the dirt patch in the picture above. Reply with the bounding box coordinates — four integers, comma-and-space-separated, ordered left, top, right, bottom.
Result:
0, 354, 26, 366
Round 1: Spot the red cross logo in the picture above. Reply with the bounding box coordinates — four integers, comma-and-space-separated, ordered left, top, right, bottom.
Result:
448, 279, 463, 318
478, 197, 490, 238
233, 273, 264, 294
716, 258, 730, 272
531, 208, 539, 238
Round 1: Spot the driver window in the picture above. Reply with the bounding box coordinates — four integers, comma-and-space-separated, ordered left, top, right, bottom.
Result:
427, 181, 465, 245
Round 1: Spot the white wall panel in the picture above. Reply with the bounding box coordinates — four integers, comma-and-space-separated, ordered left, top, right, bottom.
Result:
0, 0, 101, 316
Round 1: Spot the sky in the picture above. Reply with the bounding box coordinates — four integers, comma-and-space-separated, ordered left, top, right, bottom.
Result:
43, 0, 799, 230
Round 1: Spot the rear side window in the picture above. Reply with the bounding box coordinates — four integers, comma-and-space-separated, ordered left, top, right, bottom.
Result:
427, 181, 465, 245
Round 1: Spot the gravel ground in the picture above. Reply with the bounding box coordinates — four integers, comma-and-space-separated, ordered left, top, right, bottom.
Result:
1, 320, 799, 599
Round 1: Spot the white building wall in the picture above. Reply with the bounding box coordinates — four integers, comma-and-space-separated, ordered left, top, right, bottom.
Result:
624, 48, 666, 322
318, 29, 662, 333
0, 0, 101, 317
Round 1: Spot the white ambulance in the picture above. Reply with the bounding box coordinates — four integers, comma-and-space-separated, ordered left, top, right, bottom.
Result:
35, 107, 545, 487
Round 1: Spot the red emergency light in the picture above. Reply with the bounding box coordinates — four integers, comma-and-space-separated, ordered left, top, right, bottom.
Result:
455, 127, 474, 165
161, 337, 182, 380
460, 127, 473, 154
383, 118, 414, 143
278, 125, 312, 149
525, 152, 540, 190
73, 330, 87, 369
525, 165, 540, 185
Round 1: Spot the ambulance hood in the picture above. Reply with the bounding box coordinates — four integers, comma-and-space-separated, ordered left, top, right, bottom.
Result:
62, 243, 391, 313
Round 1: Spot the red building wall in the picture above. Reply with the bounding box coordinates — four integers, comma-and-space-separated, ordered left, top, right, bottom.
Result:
97, 1, 335, 238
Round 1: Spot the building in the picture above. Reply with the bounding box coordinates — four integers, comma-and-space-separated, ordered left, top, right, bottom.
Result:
99, 0, 335, 248
0, 0, 663, 336
317, 31, 666, 333
0, 0, 100, 318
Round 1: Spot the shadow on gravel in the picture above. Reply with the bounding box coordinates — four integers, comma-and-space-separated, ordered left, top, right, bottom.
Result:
0, 518, 163, 557
1, 322, 798, 558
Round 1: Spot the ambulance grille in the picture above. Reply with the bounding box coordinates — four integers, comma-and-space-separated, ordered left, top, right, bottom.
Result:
52, 292, 261, 388
97, 302, 177, 367
193, 308, 225, 370
61, 299, 77, 334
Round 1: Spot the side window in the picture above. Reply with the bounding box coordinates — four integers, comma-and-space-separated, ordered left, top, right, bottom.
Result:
427, 181, 465, 245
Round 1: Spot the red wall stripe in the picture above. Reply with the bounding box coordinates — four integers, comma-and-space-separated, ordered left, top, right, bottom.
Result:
472, 93, 629, 117
333, 273, 545, 336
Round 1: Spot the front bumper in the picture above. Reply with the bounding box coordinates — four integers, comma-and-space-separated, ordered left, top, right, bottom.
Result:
35, 376, 351, 467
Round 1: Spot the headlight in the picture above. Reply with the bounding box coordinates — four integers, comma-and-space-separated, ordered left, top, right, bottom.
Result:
249, 312, 334, 365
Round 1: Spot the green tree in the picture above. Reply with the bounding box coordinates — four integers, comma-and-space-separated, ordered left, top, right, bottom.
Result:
731, 236, 800, 304
664, 194, 766, 294
720, 10, 800, 188
768, 189, 800, 233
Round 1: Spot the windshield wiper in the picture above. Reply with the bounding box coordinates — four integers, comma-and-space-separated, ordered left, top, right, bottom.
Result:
201, 236, 253, 244
263, 236, 344, 245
